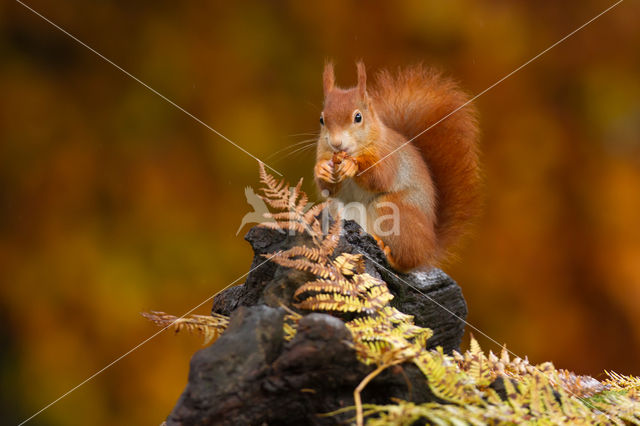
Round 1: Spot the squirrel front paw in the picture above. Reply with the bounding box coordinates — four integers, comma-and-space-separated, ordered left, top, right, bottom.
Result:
334, 155, 358, 182
314, 159, 336, 184
315, 153, 358, 186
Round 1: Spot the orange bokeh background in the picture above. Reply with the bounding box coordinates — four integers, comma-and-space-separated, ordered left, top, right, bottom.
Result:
1, 1, 639, 424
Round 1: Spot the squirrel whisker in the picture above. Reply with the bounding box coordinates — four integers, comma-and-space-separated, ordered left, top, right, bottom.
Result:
267, 140, 317, 160
276, 143, 317, 162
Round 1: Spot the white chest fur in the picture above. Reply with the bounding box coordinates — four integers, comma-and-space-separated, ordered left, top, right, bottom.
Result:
329, 179, 378, 233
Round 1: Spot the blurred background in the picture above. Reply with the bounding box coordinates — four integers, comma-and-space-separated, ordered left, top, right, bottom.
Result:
1, 0, 639, 424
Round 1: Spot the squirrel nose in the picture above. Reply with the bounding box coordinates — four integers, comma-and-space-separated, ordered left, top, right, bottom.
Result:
330, 140, 343, 151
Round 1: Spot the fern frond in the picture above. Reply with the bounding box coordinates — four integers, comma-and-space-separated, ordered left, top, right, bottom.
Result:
258, 161, 283, 193
294, 273, 383, 301
415, 349, 484, 405
588, 388, 640, 423
333, 253, 365, 276
279, 245, 327, 263
303, 202, 327, 225
295, 293, 376, 314
142, 311, 229, 345
556, 369, 606, 398
257, 162, 321, 237
259, 220, 312, 235
264, 211, 310, 221
265, 252, 336, 279
319, 217, 342, 254
604, 371, 640, 391
345, 306, 432, 367
294, 277, 358, 299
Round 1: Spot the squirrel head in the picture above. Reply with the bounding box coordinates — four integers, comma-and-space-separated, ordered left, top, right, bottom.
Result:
319, 61, 380, 155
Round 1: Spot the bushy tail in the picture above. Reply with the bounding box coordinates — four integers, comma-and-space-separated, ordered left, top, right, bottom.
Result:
371, 65, 481, 260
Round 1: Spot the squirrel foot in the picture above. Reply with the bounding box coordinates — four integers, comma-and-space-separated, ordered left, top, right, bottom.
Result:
372, 234, 400, 271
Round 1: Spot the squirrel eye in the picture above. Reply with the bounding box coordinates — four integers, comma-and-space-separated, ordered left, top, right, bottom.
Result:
354, 111, 362, 123
319, 115, 325, 126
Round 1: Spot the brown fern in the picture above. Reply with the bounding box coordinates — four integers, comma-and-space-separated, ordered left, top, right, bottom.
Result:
142, 311, 229, 345
257, 162, 326, 238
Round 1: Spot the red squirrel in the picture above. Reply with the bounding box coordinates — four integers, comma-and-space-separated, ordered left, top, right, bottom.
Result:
314, 62, 480, 272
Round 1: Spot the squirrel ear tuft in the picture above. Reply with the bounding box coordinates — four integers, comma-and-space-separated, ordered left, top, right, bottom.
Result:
323, 61, 335, 96
356, 61, 367, 99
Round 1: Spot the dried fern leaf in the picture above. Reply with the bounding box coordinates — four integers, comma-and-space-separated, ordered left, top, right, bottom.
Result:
332, 253, 365, 276
277, 245, 327, 262
604, 371, 640, 391
294, 278, 358, 299
264, 253, 336, 279
294, 293, 374, 314
142, 311, 228, 345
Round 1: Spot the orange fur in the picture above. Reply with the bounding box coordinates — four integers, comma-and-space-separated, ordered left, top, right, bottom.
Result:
374, 192, 439, 271
314, 62, 480, 271
352, 151, 396, 193
372, 66, 480, 257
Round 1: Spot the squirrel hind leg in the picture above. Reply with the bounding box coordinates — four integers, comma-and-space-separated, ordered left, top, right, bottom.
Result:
371, 233, 401, 270
371, 198, 439, 272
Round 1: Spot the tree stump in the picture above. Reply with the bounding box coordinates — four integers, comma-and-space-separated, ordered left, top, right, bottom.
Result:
166, 220, 468, 425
